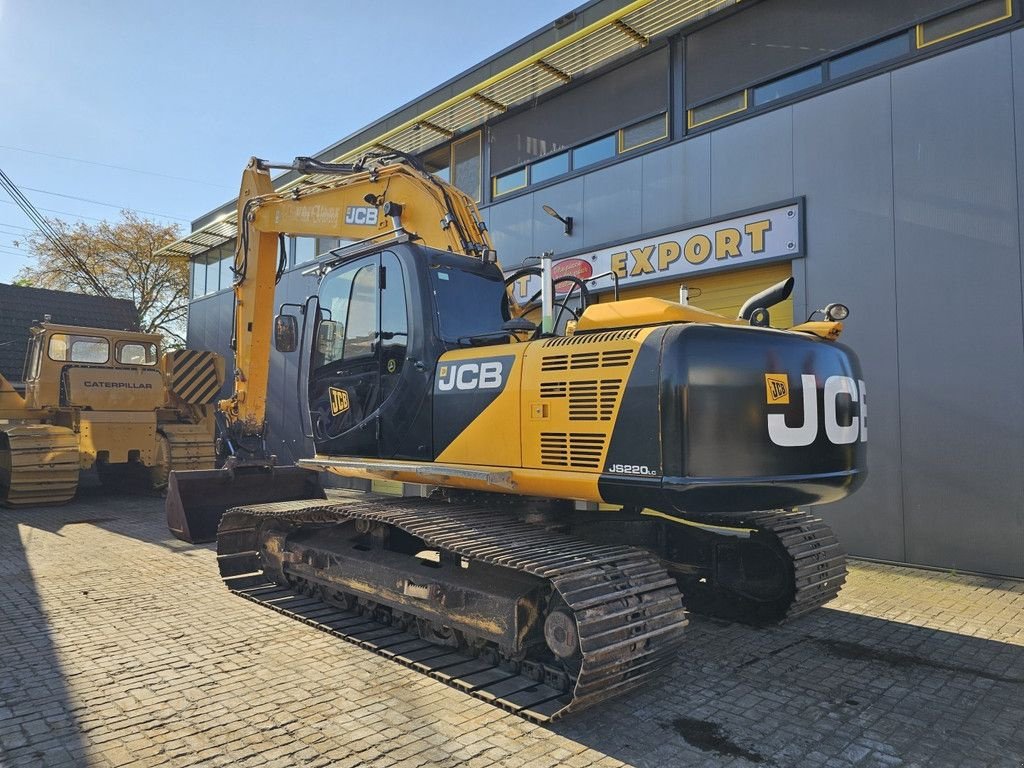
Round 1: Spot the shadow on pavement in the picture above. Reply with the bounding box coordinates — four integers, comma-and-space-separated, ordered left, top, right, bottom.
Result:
0, 509, 87, 766
551, 603, 1024, 767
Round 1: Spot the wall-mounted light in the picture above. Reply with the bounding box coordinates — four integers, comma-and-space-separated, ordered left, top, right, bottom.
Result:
542, 204, 573, 236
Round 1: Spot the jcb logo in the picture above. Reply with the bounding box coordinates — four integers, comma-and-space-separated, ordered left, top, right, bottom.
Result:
344, 206, 379, 226
438, 361, 504, 392
767, 374, 867, 447
329, 386, 350, 416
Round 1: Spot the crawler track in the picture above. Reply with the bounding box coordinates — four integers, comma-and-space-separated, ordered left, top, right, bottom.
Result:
0, 424, 79, 506
675, 509, 846, 624
218, 498, 688, 722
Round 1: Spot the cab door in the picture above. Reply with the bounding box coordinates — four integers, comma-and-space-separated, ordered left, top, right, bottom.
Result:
308, 252, 410, 458
309, 256, 382, 457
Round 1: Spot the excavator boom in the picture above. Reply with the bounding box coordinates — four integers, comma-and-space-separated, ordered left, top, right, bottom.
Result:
167, 155, 495, 542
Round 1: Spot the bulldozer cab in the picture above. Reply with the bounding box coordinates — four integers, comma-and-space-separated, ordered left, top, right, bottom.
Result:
23, 323, 162, 411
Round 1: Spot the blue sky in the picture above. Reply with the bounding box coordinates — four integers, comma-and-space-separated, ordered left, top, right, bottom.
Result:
0, 0, 579, 282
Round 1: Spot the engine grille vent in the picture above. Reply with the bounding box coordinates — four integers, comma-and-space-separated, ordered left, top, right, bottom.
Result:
543, 329, 641, 346
539, 432, 606, 469
537, 379, 623, 420
540, 349, 635, 372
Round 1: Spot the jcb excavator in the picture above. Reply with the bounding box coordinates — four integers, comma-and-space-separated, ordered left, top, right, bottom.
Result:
168, 153, 866, 721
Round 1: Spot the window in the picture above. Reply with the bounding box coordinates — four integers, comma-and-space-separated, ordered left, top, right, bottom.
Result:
191, 257, 206, 298
429, 263, 507, 343
572, 135, 616, 170
116, 341, 158, 366
219, 250, 234, 289
686, 0, 971, 107
494, 168, 527, 196
48, 333, 109, 364
422, 144, 451, 183
753, 66, 823, 106
295, 236, 316, 265
829, 35, 910, 79
314, 260, 379, 370
489, 47, 669, 173
380, 252, 408, 396
619, 114, 668, 152
917, 0, 1012, 47
452, 132, 481, 202
530, 151, 569, 184
688, 91, 748, 129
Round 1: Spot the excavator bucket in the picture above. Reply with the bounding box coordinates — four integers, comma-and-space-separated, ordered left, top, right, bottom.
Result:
166, 464, 325, 544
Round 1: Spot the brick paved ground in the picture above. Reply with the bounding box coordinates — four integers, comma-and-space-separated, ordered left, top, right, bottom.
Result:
2, 483, 1023, 768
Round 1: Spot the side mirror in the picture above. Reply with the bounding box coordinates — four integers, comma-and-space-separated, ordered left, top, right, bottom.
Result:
316, 320, 339, 356
274, 314, 298, 353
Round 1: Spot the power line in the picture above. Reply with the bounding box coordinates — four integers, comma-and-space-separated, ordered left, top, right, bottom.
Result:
0, 221, 33, 231
0, 199, 106, 223
0, 246, 34, 259
0, 166, 110, 296
20, 185, 190, 222
0, 144, 229, 189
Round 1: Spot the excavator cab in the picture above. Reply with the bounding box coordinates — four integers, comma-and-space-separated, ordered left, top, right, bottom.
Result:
167, 241, 511, 542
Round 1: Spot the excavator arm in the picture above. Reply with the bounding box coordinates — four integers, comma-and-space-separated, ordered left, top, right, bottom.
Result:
168, 155, 496, 542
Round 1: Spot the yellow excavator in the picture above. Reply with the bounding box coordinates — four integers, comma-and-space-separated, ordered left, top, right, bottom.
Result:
168, 153, 866, 721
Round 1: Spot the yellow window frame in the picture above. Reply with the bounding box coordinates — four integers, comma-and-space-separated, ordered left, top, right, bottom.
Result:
916, 0, 1013, 48
618, 112, 669, 153
687, 90, 749, 130
492, 167, 528, 198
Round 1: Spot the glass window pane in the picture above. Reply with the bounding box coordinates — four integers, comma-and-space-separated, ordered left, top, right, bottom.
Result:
530, 152, 569, 184
343, 264, 378, 361
295, 237, 316, 264
830, 35, 910, 79
49, 333, 109, 364
917, 0, 1011, 47
219, 250, 234, 288
572, 135, 616, 170
620, 114, 667, 152
688, 92, 748, 129
380, 252, 407, 395
206, 255, 220, 293
452, 133, 481, 202
753, 66, 823, 106
687, 0, 968, 105
422, 144, 451, 182
317, 238, 341, 257
430, 263, 507, 343
191, 257, 206, 298
493, 168, 527, 197
117, 342, 157, 365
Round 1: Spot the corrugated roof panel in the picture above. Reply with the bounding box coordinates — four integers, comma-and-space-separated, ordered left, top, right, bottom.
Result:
159, 0, 740, 261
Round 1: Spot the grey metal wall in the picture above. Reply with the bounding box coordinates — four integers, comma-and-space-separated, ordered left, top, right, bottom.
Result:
484, 30, 1024, 577
187, 30, 1024, 577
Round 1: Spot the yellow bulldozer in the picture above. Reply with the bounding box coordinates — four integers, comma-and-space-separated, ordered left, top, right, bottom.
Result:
0, 320, 222, 506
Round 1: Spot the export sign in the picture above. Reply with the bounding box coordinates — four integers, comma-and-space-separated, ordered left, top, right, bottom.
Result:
508, 202, 801, 302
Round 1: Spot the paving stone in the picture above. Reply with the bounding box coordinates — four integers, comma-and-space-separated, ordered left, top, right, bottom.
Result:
2, 486, 1024, 767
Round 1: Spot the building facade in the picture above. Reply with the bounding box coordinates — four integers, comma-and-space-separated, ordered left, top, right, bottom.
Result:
172, 0, 1024, 578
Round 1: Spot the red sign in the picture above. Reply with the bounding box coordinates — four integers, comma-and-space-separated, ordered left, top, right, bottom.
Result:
551, 258, 594, 294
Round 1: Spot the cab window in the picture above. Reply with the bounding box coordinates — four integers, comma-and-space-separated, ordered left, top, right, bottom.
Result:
314, 259, 379, 369
47, 333, 109, 364
116, 341, 158, 366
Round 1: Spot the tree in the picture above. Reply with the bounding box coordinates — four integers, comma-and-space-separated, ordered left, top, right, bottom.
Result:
15, 211, 188, 343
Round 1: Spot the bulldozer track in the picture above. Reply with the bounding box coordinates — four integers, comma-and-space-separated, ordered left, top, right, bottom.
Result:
162, 424, 216, 473
218, 497, 688, 722
0, 424, 79, 507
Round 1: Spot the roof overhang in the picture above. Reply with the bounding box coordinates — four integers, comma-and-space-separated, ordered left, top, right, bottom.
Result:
158, 0, 738, 261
